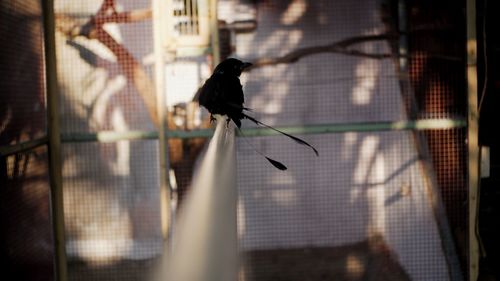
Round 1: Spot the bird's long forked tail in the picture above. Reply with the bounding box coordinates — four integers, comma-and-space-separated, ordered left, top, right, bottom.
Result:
236, 127, 288, 170
242, 113, 319, 156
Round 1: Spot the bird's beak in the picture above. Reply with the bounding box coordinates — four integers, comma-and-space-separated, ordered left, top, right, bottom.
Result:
241, 62, 253, 70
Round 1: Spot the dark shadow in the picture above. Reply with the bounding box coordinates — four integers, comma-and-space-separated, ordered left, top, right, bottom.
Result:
0, 1, 54, 281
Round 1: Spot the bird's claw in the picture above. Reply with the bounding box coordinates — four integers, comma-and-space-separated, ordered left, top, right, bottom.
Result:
210, 115, 216, 123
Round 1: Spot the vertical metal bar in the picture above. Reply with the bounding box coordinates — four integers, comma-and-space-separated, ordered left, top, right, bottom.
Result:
193, 0, 199, 34
41, 1, 68, 280
165, 0, 175, 53
187, 0, 193, 34
467, 0, 480, 280
209, 0, 220, 65
181, 0, 186, 35
153, 0, 172, 241
397, 0, 418, 119
398, 0, 408, 71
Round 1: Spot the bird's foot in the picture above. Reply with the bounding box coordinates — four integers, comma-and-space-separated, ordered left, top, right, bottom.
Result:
210, 114, 216, 123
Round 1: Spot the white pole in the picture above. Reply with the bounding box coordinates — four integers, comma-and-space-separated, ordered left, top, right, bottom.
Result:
159, 115, 238, 281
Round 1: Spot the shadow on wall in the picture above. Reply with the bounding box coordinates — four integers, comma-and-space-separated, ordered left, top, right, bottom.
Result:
55, 11, 163, 264
233, 0, 462, 280
237, 0, 397, 245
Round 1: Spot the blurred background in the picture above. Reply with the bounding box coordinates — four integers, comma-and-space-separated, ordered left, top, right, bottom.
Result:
1, 0, 499, 280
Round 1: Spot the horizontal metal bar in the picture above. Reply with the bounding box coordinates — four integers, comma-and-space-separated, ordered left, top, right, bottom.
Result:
240, 118, 467, 137
59, 118, 466, 143
61, 129, 216, 143
62, 131, 159, 142
0, 136, 49, 156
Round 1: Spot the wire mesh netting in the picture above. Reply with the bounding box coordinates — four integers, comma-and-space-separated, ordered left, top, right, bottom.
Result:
55, 2, 157, 133
229, 0, 467, 280
54, 0, 163, 279
1, 1, 54, 280
1, 0, 469, 280
0, 0, 47, 145
62, 141, 162, 262
0, 147, 54, 280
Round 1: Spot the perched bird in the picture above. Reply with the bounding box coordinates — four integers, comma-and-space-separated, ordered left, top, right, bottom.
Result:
198, 58, 250, 128
198, 58, 318, 170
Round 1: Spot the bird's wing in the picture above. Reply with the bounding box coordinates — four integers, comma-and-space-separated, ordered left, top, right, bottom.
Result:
198, 76, 217, 108
219, 74, 244, 106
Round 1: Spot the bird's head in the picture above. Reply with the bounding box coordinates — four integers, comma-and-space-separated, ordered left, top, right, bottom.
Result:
213, 58, 252, 77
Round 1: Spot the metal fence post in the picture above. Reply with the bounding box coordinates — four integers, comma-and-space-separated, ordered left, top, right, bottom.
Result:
152, 0, 172, 242
467, 0, 480, 280
42, 0, 68, 280
210, 0, 220, 65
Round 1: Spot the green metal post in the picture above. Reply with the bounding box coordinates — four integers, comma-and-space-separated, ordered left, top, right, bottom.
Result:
42, 0, 68, 280
210, 0, 220, 65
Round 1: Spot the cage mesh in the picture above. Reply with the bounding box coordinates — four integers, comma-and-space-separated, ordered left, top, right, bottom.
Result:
406, 0, 468, 273
1, 1, 54, 280
0, 0, 46, 145
55, 1, 157, 134
231, 0, 467, 280
236, 0, 404, 126
62, 141, 162, 269
0, 147, 54, 281
0, 0, 469, 280
54, 0, 162, 280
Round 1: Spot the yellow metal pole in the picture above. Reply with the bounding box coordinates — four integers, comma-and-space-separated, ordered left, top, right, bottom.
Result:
152, 0, 171, 240
467, 0, 480, 280
42, 0, 68, 280
210, 0, 221, 65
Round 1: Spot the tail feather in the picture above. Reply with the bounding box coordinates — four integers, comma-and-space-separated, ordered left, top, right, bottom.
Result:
265, 157, 287, 170
236, 127, 287, 170
243, 113, 319, 156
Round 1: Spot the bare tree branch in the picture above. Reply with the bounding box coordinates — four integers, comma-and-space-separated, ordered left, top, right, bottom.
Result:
247, 34, 398, 69
55, 9, 152, 39
245, 33, 461, 70
93, 9, 152, 25
56, 2, 158, 126
92, 28, 159, 126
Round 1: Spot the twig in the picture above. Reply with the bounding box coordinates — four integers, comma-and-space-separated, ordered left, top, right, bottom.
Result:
55, 7, 158, 127
93, 28, 159, 126
93, 9, 152, 25
245, 33, 461, 70
55, 9, 152, 39
247, 34, 399, 69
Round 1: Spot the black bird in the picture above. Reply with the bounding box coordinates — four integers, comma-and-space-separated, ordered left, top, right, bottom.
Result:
198, 58, 318, 170
198, 58, 250, 128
